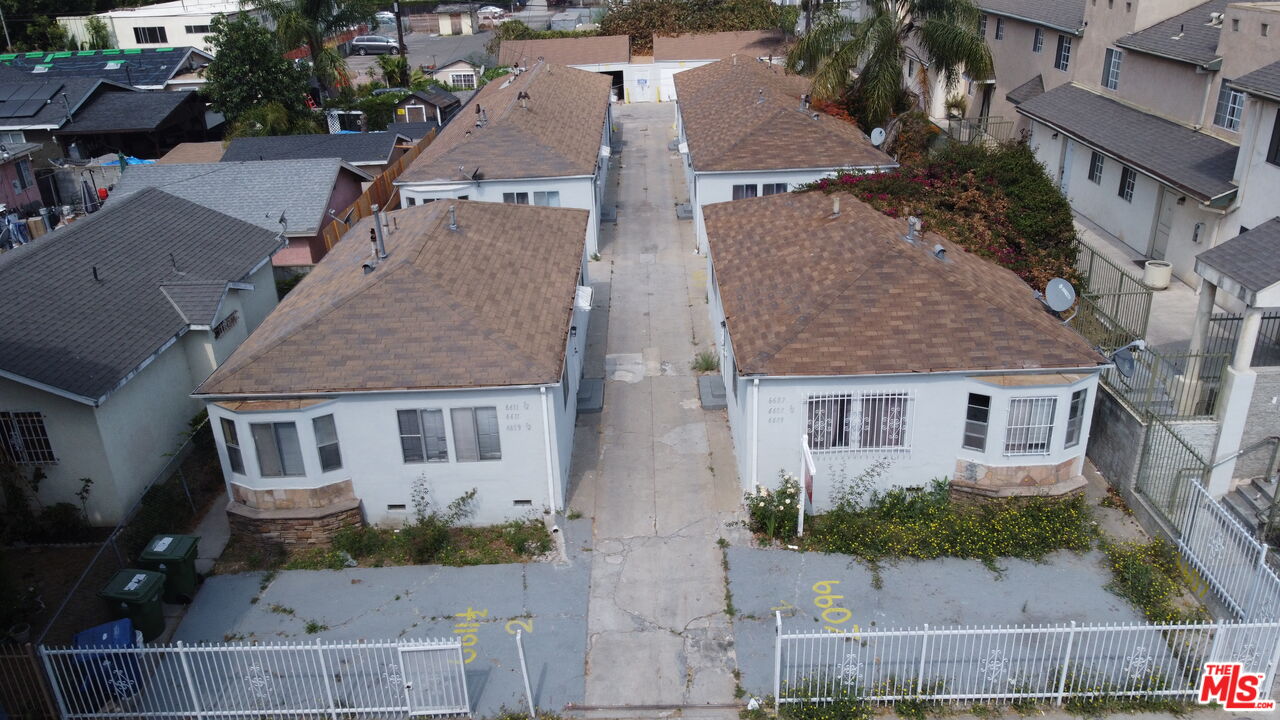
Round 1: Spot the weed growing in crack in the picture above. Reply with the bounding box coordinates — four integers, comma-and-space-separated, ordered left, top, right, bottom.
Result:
719, 538, 736, 617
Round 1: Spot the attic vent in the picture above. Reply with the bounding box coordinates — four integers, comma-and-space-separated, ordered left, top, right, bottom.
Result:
904, 216, 922, 244
105, 60, 124, 70
932, 244, 948, 261
32, 65, 50, 73
756, 88, 765, 104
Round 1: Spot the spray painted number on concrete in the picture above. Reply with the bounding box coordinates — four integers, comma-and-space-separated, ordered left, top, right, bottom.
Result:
812, 580, 858, 633
452, 607, 535, 663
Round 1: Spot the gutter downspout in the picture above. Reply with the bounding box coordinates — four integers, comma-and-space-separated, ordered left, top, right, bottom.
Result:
751, 378, 760, 490
540, 386, 559, 513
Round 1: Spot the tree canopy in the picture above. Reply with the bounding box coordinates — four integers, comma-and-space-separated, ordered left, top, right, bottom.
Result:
256, 0, 377, 98
599, 0, 797, 55
203, 15, 313, 127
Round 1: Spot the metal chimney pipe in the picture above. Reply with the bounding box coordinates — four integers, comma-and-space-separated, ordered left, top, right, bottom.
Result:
831, 196, 840, 217
372, 204, 388, 259
369, 229, 379, 260
448, 204, 458, 231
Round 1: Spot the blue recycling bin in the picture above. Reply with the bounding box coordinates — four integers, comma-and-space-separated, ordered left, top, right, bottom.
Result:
69, 619, 142, 712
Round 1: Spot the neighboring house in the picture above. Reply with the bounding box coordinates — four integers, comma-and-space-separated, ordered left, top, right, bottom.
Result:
110, 158, 370, 269
0, 47, 216, 91
0, 142, 42, 212
649, 30, 787, 101
221, 132, 410, 175
704, 191, 1107, 504
396, 61, 612, 258
1225, 60, 1280, 234
58, 1, 254, 54
392, 88, 461, 126
1019, 83, 1239, 286
157, 140, 225, 164
0, 187, 283, 525
430, 58, 482, 90
52, 88, 209, 159
435, 4, 477, 36
194, 200, 593, 533
499, 35, 630, 99
0, 75, 134, 165
674, 56, 896, 252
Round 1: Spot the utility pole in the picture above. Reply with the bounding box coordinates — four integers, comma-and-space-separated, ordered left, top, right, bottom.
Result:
0, 5, 12, 52
394, 0, 409, 86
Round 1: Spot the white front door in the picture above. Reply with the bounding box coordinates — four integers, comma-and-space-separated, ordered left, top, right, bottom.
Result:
1059, 140, 1075, 194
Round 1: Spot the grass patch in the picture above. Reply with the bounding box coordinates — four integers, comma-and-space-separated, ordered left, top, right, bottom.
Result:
1101, 539, 1208, 623
691, 350, 720, 372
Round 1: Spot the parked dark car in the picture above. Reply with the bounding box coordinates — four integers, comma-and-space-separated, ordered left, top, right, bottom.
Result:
351, 35, 400, 55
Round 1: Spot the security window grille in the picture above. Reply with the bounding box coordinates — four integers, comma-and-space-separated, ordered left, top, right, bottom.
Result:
1268, 108, 1280, 166
250, 422, 304, 477
502, 192, 529, 204
1004, 397, 1057, 455
731, 184, 758, 200
221, 418, 244, 474
1102, 48, 1122, 90
184, 24, 211, 34
1065, 389, 1087, 448
212, 310, 239, 339
451, 407, 501, 461
0, 411, 55, 465
533, 191, 560, 206
450, 73, 476, 89
995, 17, 1004, 39
1118, 166, 1136, 202
807, 392, 912, 453
1088, 151, 1104, 184
1033, 27, 1044, 53
962, 393, 991, 451
133, 26, 168, 44
762, 183, 788, 195
1055, 35, 1072, 71
1213, 81, 1245, 131
313, 414, 342, 472
978, 14, 987, 35
398, 409, 448, 463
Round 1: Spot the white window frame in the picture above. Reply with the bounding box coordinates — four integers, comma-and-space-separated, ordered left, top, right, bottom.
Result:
1004, 397, 1057, 456
220, 417, 244, 474
533, 190, 560, 207
0, 130, 25, 144
1118, 166, 1136, 203
1032, 27, 1044, 53
451, 407, 501, 462
1102, 48, 1122, 90
806, 392, 913, 454
1055, 35, 1072, 71
250, 421, 305, 477
184, 24, 211, 34
399, 409, 449, 463
503, 191, 529, 205
313, 414, 342, 472
962, 393, 991, 452
1087, 151, 1104, 184
1213, 82, 1245, 131
761, 183, 788, 196
449, 72, 476, 89
0, 411, 56, 465
731, 184, 757, 200
1065, 389, 1087, 448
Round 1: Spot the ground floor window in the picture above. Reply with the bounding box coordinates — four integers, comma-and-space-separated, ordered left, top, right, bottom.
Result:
0, 411, 55, 465
451, 407, 501, 461
807, 392, 911, 452
503, 192, 529, 205
1004, 397, 1057, 455
250, 422, 305, 477
313, 414, 342, 471
399, 409, 449, 463
220, 418, 245, 474
731, 184, 757, 200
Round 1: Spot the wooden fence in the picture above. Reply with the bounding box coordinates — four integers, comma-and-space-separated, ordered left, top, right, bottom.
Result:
1, 643, 58, 719
321, 128, 438, 252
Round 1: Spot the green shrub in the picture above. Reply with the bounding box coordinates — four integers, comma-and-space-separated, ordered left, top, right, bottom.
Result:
402, 519, 452, 564
500, 520, 553, 556
333, 525, 389, 558
746, 473, 801, 541
1102, 539, 1206, 623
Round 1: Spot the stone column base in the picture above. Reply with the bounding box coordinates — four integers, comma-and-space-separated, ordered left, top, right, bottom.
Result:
227, 498, 363, 546
950, 458, 1088, 501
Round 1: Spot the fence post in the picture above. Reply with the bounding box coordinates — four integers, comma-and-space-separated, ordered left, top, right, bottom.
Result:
1054, 622, 1076, 705
915, 624, 928, 696
314, 638, 339, 720
1244, 542, 1268, 621
37, 646, 72, 720
175, 641, 203, 716
773, 611, 783, 703
26, 643, 59, 719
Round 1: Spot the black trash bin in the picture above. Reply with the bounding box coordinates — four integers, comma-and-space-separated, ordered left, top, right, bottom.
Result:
99, 570, 165, 641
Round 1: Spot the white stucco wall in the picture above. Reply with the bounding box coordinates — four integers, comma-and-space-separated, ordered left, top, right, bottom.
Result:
60, 13, 220, 52
1227, 96, 1280, 235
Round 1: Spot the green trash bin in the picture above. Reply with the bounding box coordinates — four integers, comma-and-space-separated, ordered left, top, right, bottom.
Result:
99, 569, 165, 641
138, 534, 200, 604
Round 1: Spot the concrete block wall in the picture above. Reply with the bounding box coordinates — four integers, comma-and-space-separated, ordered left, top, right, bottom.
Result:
1087, 387, 1147, 491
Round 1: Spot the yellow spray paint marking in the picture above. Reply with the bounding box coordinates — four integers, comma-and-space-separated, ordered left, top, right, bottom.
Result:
452, 608, 535, 663
1176, 555, 1212, 600
813, 580, 859, 634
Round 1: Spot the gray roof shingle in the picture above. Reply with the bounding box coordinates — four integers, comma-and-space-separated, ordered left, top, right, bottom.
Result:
221, 132, 408, 166
1017, 83, 1238, 200
1006, 74, 1044, 105
0, 188, 282, 402
0, 76, 131, 130
976, 0, 1085, 34
0, 47, 213, 89
1196, 218, 1280, 295
111, 159, 371, 237
1231, 60, 1280, 101
161, 281, 229, 325
1115, 0, 1227, 67
53, 89, 200, 134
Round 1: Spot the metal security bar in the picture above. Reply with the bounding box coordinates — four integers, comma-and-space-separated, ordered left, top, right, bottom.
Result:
944, 116, 1015, 145
1003, 397, 1057, 456
1205, 311, 1280, 368
1100, 349, 1228, 420
775, 615, 1280, 705
40, 638, 470, 719
806, 392, 914, 455
1136, 416, 1210, 524
0, 643, 58, 719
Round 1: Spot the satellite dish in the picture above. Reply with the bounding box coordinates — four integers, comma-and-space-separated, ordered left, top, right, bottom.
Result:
870, 127, 887, 147
1043, 278, 1076, 313
1113, 346, 1136, 378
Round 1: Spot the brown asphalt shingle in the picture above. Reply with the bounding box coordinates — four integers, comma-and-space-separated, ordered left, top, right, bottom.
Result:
653, 30, 786, 62
499, 35, 630, 67
705, 192, 1106, 376
674, 57, 895, 172
397, 62, 611, 183
197, 200, 589, 396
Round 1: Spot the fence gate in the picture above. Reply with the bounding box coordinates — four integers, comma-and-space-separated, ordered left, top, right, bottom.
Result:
399, 643, 471, 717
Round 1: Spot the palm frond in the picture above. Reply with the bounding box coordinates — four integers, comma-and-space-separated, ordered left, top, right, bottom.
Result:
786, 15, 860, 75
916, 15, 992, 88
856, 14, 906, 126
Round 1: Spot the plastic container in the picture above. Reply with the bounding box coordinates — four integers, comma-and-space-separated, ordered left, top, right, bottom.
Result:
138, 534, 200, 604
98, 570, 165, 641
1144, 260, 1173, 290
68, 619, 142, 712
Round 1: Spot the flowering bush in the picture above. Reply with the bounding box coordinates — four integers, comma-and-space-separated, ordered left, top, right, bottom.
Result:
746, 472, 802, 541
1102, 539, 1207, 623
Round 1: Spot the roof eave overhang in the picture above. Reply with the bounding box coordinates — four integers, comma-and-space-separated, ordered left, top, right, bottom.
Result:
693, 162, 899, 175
194, 380, 560, 401
1230, 84, 1280, 104
0, 368, 101, 407
1195, 257, 1258, 306
396, 172, 594, 186
1114, 41, 1220, 71
979, 9, 1083, 36
738, 364, 1108, 381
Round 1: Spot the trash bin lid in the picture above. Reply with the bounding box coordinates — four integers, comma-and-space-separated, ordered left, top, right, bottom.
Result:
99, 569, 165, 602
139, 534, 198, 562
72, 618, 137, 649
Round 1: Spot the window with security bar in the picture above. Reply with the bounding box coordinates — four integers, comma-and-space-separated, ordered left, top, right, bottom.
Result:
1004, 397, 1057, 455
806, 392, 912, 452
0, 411, 56, 465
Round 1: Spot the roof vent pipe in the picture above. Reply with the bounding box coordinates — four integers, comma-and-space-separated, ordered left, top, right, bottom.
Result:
905, 216, 922, 244
756, 88, 765, 104
371, 204, 388, 259
801, 93, 811, 110
933, 243, 947, 260
448, 204, 458, 231
368, 229, 379, 261
830, 196, 841, 218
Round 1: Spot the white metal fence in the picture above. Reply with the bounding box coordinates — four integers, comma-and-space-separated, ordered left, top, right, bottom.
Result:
39, 638, 470, 719
774, 615, 1280, 705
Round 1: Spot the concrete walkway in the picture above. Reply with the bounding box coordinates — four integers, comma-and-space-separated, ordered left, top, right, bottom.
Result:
570, 103, 745, 717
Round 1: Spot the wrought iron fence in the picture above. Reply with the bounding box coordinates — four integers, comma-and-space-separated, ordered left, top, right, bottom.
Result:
944, 116, 1015, 145
1136, 415, 1211, 521
1100, 349, 1228, 421
0, 643, 58, 719
39, 638, 470, 719
1205, 311, 1280, 368
774, 615, 1280, 705
1071, 241, 1152, 350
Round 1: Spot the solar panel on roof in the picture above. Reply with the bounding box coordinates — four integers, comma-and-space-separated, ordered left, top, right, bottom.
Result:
0, 54, 16, 61
24, 52, 43, 58
124, 49, 142, 54
14, 99, 46, 116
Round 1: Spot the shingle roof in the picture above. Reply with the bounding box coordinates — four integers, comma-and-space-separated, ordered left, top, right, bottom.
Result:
407, 87, 461, 109
674, 57, 895, 173
499, 35, 630, 67
1017, 83, 1237, 201
161, 281, 229, 325
221, 131, 408, 166
0, 188, 282, 402
1006, 74, 1044, 105
390, 120, 442, 139
976, 0, 1085, 33
158, 141, 226, 164
1115, 0, 1227, 67
0, 76, 129, 130
398, 62, 610, 183
111, 159, 372, 237
1231, 60, 1280, 101
0, 47, 213, 89
705, 192, 1105, 376
1196, 218, 1280, 294
196, 200, 589, 396
52, 88, 200, 134
653, 30, 787, 61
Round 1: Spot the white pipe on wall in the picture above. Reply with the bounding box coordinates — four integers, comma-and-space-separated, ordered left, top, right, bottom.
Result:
540, 386, 559, 513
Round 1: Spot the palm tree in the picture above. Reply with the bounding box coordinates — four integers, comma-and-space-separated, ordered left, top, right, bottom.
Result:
255, 0, 378, 99
786, 0, 992, 130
